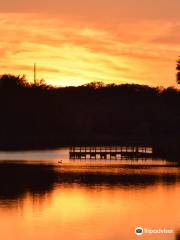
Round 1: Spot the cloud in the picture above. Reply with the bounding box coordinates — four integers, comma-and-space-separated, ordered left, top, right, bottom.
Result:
0, 13, 179, 87
1, 0, 180, 23
151, 23, 180, 45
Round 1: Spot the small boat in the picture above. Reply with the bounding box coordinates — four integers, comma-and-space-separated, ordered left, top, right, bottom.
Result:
58, 160, 63, 164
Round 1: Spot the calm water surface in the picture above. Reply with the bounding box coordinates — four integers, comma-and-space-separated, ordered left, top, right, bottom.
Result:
0, 148, 179, 240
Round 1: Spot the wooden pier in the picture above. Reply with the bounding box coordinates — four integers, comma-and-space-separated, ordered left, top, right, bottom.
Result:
69, 146, 153, 160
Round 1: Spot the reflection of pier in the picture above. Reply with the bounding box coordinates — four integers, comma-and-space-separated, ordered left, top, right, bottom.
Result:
69, 146, 153, 160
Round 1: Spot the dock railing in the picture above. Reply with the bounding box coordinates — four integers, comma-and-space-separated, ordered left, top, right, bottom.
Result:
69, 146, 153, 159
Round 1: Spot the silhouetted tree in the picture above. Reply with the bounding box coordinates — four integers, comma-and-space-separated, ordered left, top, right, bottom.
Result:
83, 81, 105, 89
0, 74, 28, 89
0, 73, 179, 159
176, 232, 180, 240
176, 57, 180, 84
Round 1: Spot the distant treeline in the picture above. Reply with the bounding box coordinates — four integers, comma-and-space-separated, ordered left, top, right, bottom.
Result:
0, 74, 180, 158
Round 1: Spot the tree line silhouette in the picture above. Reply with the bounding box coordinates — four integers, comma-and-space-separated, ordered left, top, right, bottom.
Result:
0, 74, 180, 159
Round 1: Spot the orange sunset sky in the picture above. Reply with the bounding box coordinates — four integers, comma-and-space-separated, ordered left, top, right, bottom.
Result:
0, 0, 180, 87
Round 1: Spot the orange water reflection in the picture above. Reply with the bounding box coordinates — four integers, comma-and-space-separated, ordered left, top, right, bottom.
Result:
0, 148, 179, 240
0, 175, 179, 240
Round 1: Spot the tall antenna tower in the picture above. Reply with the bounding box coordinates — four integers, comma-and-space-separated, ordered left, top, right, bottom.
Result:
34, 63, 37, 85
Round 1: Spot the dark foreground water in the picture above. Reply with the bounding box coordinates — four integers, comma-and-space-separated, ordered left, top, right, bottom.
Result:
0, 148, 179, 240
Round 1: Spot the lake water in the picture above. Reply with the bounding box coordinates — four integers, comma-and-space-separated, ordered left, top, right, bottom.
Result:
0, 148, 179, 240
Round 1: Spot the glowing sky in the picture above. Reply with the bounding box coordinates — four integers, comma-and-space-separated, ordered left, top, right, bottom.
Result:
0, 0, 180, 86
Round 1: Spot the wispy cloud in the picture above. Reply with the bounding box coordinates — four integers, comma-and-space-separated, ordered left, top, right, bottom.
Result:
0, 13, 179, 86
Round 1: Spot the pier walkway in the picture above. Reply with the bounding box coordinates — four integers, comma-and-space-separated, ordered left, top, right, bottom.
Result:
69, 146, 153, 160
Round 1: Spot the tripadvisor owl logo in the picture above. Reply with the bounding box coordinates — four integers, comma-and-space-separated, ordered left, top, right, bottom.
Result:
135, 227, 144, 236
